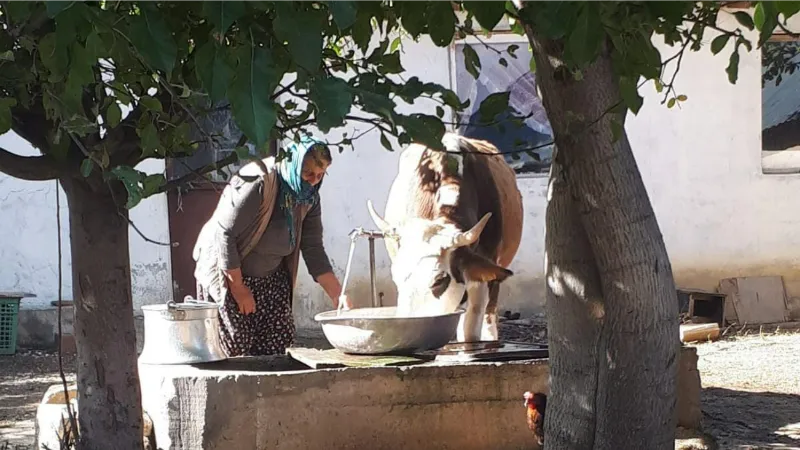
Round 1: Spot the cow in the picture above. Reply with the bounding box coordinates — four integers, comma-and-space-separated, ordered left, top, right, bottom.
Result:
366, 133, 524, 343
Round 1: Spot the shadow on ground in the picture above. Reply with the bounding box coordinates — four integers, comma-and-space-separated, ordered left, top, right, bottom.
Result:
702, 387, 800, 449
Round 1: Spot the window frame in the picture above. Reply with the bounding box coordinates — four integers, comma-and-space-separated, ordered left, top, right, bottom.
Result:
448, 33, 551, 179
760, 35, 800, 175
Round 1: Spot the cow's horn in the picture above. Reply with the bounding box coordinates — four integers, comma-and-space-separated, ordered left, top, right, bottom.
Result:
456, 212, 493, 247
367, 200, 391, 232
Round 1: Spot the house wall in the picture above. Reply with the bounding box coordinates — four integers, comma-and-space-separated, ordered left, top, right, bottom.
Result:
0, 132, 173, 317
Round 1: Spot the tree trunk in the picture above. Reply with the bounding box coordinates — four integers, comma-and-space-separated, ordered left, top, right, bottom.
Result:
526, 30, 680, 450
60, 177, 144, 450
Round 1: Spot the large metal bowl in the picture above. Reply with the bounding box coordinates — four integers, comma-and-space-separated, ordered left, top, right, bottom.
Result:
314, 306, 465, 355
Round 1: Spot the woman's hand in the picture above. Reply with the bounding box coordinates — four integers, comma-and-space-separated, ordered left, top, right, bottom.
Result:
317, 272, 349, 310
231, 284, 256, 315
223, 267, 255, 315
337, 294, 353, 311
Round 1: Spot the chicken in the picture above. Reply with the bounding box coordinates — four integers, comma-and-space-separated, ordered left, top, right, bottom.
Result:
523, 391, 547, 446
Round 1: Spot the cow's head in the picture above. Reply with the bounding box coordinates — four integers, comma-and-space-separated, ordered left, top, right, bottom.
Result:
367, 200, 513, 316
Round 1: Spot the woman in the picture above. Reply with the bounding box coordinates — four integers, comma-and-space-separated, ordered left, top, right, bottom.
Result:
192, 137, 351, 356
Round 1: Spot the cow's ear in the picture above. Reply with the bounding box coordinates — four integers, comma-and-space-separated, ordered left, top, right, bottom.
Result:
454, 250, 513, 283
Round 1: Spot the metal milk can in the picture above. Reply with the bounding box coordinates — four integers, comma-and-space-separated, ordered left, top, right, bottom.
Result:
139, 299, 227, 365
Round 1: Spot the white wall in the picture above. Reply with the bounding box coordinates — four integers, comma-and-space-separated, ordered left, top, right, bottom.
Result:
0, 132, 173, 312
626, 15, 800, 317
294, 16, 800, 328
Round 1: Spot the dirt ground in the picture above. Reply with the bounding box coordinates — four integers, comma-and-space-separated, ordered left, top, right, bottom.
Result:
693, 324, 800, 449
1, 321, 798, 449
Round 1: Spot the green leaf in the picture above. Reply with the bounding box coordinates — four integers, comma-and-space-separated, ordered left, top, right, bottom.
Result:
566, 3, 603, 66
667, 97, 676, 108
399, 113, 445, 149
110, 166, 144, 209
274, 4, 324, 72
106, 102, 122, 128
619, 76, 643, 114
60, 115, 96, 136
138, 96, 162, 113
229, 46, 278, 148
390, 37, 402, 53
5, 2, 33, 25
38, 33, 69, 80
62, 43, 94, 113
328, 0, 358, 30
532, 3, 577, 40
753, 2, 766, 29
378, 52, 404, 75
45, 1, 75, 18
141, 174, 166, 197
754, 2, 779, 45
643, 2, 694, 25
499, 57, 508, 67
463, 1, 507, 31
380, 132, 393, 151
0, 98, 18, 134
726, 50, 740, 84
202, 1, 245, 33
398, 2, 428, 38
309, 77, 354, 132
129, 5, 177, 74
138, 123, 162, 158
84, 31, 105, 58
441, 89, 463, 109
195, 41, 233, 103
777, 1, 800, 18
463, 44, 482, 79
711, 34, 730, 55
677, 94, 688, 101
80, 158, 93, 177
234, 146, 252, 160
436, 106, 445, 118
733, 11, 755, 30
478, 91, 510, 122
426, 2, 456, 47
529, 56, 537, 73
354, 89, 397, 125
507, 44, 520, 58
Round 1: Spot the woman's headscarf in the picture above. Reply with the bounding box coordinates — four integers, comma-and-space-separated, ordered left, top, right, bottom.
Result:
277, 136, 324, 248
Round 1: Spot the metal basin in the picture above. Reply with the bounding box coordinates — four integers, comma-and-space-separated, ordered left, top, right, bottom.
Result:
314, 306, 465, 355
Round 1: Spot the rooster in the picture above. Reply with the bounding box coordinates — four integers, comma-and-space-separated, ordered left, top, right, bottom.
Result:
523, 391, 547, 446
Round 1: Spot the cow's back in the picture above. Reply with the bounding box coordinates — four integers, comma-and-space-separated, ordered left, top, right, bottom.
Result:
460, 138, 523, 268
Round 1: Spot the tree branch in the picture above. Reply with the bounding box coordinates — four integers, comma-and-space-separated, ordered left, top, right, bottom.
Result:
156, 151, 239, 194
0, 146, 62, 180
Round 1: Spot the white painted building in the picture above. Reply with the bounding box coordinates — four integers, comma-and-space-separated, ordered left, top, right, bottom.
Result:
2, 10, 799, 345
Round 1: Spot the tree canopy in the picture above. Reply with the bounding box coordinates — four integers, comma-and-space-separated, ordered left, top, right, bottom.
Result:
1, 1, 798, 205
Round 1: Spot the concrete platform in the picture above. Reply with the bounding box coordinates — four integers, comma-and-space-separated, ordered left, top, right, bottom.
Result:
140, 356, 550, 450
139, 346, 701, 450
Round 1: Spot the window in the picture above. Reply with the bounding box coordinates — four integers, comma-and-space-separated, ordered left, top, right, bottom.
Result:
761, 38, 800, 174
167, 106, 262, 184
452, 38, 554, 175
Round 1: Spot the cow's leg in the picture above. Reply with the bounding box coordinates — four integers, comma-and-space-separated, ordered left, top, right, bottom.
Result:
481, 280, 501, 341
457, 282, 489, 342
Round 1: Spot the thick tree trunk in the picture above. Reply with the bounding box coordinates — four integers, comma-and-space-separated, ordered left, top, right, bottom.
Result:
60, 177, 144, 450
526, 29, 680, 450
